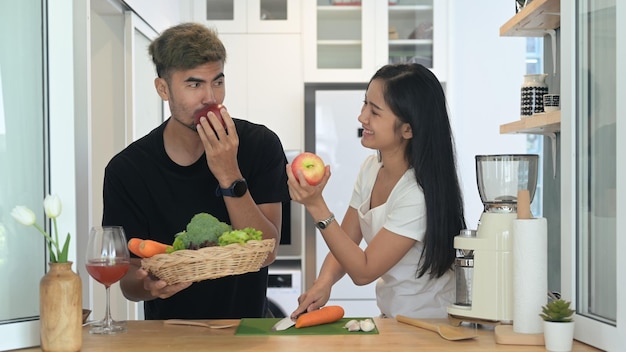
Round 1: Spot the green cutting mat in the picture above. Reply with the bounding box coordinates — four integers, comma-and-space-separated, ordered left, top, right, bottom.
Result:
235, 318, 379, 335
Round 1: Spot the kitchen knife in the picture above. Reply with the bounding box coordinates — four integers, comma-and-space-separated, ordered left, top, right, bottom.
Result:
271, 317, 296, 331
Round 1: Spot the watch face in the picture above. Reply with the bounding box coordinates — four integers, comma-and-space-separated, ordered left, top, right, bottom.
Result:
233, 179, 247, 197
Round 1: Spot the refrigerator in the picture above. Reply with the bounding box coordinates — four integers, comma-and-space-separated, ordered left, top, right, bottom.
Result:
303, 83, 381, 317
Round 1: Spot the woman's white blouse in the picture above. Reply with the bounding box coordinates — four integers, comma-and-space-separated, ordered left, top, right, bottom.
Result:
349, 155, 455, 318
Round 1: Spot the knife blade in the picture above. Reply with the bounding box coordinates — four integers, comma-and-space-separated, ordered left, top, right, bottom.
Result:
271, 317, 296, 331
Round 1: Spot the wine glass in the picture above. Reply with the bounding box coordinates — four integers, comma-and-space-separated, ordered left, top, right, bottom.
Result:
85, 226, 130, 334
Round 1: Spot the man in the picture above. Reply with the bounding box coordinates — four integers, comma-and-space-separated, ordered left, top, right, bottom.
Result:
103, 22, 289, 319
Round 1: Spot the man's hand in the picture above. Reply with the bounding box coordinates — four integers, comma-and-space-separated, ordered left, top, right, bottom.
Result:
196, 106, 241, 186
136, 268, 192, 299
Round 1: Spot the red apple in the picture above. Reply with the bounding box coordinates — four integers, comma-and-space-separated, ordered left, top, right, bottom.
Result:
291, 152, 325, 186
194, 104, 225, 128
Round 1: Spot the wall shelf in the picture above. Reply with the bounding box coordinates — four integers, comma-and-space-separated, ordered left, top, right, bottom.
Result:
500, 110, 560, 134
501, 110, 560, 178
500, 0, 560, 37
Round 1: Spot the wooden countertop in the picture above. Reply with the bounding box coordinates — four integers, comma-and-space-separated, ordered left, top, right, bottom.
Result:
17, 318, 600, 352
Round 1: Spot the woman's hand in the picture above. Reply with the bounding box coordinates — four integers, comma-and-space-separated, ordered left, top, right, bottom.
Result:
286, 163, 331, 208
289, 282, 332, 320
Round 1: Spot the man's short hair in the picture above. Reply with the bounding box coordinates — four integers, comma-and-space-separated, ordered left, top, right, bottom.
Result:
149, 22, 227, 80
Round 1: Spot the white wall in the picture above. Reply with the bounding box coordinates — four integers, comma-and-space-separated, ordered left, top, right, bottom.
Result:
447, 2, 527, 228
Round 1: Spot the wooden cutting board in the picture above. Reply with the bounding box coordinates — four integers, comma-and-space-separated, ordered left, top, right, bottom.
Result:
235, 318, 379, 336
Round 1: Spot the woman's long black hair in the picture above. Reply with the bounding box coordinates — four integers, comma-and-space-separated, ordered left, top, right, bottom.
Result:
369, 63, 466, 279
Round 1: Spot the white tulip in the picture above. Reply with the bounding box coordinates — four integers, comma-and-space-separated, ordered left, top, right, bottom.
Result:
11, 194, 70, 263
11, 206, 36, 226
43, 194, 62, 219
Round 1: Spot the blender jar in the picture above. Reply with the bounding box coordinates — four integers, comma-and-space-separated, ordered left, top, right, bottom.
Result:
475, 154, 539, 212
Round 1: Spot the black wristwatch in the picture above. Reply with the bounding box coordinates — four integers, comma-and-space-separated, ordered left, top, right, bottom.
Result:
215, 178, 248, 197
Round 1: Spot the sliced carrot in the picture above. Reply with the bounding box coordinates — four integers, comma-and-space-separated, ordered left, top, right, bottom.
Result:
295, 305, 345, 328
138, 240, 171, 258
128, 238, 144, 258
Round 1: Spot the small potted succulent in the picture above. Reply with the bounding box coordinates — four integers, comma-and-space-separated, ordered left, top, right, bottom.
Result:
540, 299, 576, 352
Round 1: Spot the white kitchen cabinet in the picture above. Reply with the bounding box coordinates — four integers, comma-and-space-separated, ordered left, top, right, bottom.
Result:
303, 0, 448, 82
377, 0, 448, 82
219, 33, 303, 151
191, 0, 300, 34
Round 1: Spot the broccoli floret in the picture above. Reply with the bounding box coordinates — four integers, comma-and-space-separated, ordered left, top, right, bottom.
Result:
169, 213, 232, 251
167, 231, 187, 253
218, 227, 263, 246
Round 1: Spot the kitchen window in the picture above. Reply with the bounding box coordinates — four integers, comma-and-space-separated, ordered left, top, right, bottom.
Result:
574, 0, 616, 326
0, 0, 48, 349
562, 0, 624, 350
0, 0, 79, 349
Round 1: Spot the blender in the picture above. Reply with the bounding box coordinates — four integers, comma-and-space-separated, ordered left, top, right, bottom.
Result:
448, 154, 539, 324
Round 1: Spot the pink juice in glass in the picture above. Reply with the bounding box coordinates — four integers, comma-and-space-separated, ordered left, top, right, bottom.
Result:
86, 259, 130, 287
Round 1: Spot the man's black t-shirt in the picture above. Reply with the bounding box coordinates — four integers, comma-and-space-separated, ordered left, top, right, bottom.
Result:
102, 118, 290, 319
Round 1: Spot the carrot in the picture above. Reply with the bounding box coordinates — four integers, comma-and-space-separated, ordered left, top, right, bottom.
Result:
295, 305, 345, 328
128, 238, 144, 258
137, 239, 172, 258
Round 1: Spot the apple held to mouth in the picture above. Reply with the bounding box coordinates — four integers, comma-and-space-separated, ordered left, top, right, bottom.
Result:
194, 104, 225, 128
291, 152, 325, 186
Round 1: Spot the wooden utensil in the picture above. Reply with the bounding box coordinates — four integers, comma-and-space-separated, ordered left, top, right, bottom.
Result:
164, 319, 235, 329
396, 315, 478, 341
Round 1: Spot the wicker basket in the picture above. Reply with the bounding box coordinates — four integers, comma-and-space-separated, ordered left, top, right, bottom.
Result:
141, 239, 275, 285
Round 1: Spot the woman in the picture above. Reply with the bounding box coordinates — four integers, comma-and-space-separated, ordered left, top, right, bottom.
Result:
287, 63, 466, 319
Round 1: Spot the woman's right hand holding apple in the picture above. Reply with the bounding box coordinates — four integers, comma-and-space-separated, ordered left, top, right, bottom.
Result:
286, 153, 331, 210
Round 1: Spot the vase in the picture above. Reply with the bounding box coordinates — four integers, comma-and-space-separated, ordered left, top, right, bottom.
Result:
520, 73, 549, 118
543, 321, 575, 352
40, 261, 83, 352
